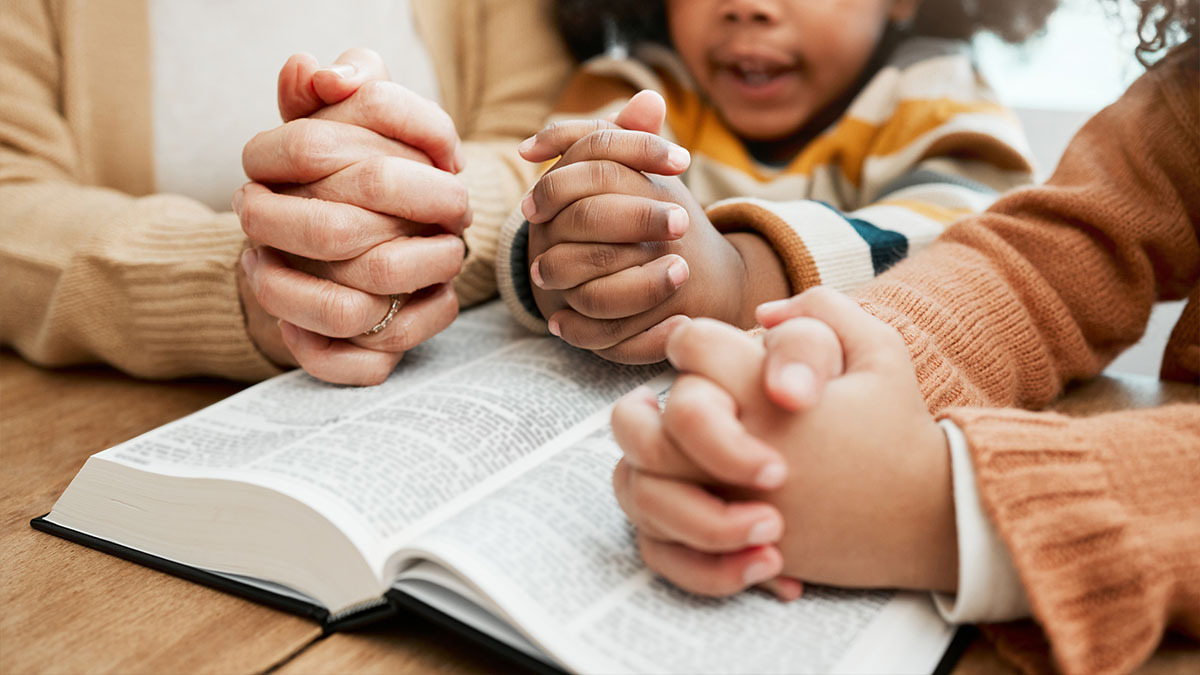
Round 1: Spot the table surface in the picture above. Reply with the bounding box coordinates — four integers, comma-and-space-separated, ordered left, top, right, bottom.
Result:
2, 350, 1196, 674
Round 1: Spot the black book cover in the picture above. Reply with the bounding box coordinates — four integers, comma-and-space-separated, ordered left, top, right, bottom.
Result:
31, 515, 968, 674
29, 514, 563, 672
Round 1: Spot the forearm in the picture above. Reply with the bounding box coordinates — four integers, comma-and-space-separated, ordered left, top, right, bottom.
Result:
1, 180, 279, 381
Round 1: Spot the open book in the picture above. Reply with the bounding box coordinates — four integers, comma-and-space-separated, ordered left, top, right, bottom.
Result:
35, 302, 957, 674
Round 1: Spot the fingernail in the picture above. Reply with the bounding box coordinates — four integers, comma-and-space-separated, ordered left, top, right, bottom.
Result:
321, 64, 356, 79
666, 206, 689, 238
518, 135, 536, 155
754, 460, 787, 489
744, 561, 775, 586
547, 317, 561, 337
521, 192, 536, 221
779, 363, 815, 403
530, 259, 544, 288
630, 385, 658, 406
666, 144, 691, 171
757, 299, 789, 316
747, 518, 782, 545
666, 256, 689, 287
231, 188, 244, 214
240, 247, 259, 277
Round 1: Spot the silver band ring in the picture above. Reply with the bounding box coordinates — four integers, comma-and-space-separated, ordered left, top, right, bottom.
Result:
364, 295, 402, 335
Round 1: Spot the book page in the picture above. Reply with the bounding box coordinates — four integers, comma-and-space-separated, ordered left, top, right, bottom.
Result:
101, 302, 526, 471
400, 428, 954, 674
85, 302, 664, 570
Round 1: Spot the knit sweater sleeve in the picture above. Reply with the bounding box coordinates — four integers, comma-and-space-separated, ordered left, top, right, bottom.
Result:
0, 0, 280, 381
846, 47, 1200, 675
941, 405, 1200, 675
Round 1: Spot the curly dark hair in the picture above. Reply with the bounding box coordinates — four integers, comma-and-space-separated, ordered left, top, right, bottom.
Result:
910, 0, 1060, 43
554, 0, 1063, 63
1111, 0, 1199, 65
557, 1, 1199, 65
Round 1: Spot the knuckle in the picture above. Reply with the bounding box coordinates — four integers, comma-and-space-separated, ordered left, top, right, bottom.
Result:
305, 207, 353, 259
570, 198, 597, 235
384, 314, 415, 352
637, 202, 659, 234
537, 121, 570, 148
288, 119, 337, 174
663, 387, 707, 434
354, 158, 392, 205
357, 80, 393, 118
695, 517, 730, 549
633, 435, 669, 472
586, 129, 617, 157
588, 160, 618, 188
319, 286, 363, 336
363, 250, 396, 292
535, 173, 559, 208
535, 251, 563, 285
643, 267, 671, 302
585, 244, 618, 275
572, 284, 611, 318
599, 315, 629, 343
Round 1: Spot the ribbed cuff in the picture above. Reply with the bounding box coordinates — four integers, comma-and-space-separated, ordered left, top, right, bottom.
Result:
455, 143, 521, 308
494, 205, 550, 334
707, 198, 820, 295
940, 405, 1200, 675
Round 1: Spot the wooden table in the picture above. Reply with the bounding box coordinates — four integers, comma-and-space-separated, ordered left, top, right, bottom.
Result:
2, 350, 1196, 674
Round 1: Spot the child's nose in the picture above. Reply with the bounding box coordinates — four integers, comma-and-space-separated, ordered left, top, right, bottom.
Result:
719, 0, 782, 26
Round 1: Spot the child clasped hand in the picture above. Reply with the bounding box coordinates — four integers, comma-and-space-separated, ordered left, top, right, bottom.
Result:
518, 91, 788, 364
502, 0, 1043, 365
611, 287, 958, 597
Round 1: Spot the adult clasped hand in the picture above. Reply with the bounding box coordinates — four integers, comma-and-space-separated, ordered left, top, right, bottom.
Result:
236, 48, 470, 385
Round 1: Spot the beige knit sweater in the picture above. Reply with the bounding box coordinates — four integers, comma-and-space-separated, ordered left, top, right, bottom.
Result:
853, 46, 1199, 674
0, 0, 571, 380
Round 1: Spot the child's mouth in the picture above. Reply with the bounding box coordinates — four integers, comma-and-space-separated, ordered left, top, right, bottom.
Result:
733, 63, 784, 87
717, 59, 798, 99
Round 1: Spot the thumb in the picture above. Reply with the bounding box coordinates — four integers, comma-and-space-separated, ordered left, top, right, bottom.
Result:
277, 53, 322, 122
761, 317, 845, 412
758, 287, 908, 374
311, 48, 391, 106
614, 90, 667, 135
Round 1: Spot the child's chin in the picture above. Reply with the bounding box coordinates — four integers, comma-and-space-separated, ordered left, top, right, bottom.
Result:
723, 111, 812, 145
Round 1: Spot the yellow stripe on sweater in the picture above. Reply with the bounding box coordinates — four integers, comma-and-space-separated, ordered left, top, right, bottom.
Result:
661, 83, 1016, 186
875, 198, 973, 225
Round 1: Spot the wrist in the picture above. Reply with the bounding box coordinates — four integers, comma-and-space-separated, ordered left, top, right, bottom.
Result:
913, 420, 959, 592
725, 232, 790, 328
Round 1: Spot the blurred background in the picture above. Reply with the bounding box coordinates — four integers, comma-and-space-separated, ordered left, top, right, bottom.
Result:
973, 0, 1182, 378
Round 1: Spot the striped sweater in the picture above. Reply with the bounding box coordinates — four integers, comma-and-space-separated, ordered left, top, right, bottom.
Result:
497, 38, 1036, 332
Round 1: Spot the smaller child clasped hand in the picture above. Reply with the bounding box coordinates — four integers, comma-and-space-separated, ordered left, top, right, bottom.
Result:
519, 91, 789, 364
611, 287, 959, 598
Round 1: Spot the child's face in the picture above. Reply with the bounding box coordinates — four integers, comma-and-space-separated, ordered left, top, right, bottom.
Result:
666, 0, 919, 142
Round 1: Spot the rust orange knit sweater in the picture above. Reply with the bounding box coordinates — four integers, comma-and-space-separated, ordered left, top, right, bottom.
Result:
853, 46, 1200, 673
